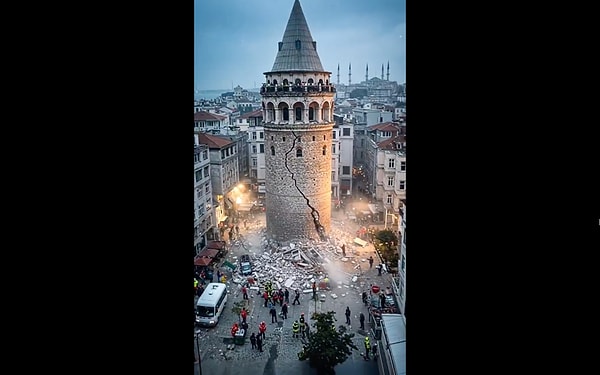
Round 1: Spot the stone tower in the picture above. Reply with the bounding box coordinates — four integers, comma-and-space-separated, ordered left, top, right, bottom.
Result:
260, 0, 335, 242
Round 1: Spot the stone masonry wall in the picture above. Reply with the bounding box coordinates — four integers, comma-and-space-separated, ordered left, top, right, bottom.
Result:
264, 124, 332, 241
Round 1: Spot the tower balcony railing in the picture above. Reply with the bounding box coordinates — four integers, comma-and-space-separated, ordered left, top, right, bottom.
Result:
260, 83, 336, 95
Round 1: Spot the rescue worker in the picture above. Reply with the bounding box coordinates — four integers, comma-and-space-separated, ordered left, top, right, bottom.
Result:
364, 336, 371, 360
241, 307, 248, 324
259, 321, 267, 340
299, 312, 305, 325
231, 322, 239, 338
263, 291, 269, 307
292, 320, 300, 338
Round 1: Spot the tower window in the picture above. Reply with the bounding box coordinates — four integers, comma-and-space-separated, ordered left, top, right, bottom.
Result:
323, 135, 326, 140
295, 107, 302, 121
295, 40, 301, 50
283, 137, 286, 141
296, 148, 303, 157
271, 146, 275, 156
322, 146, 327, 155
312, 136, 315, 141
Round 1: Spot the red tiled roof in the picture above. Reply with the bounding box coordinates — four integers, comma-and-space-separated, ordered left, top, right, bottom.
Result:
367, 121, 402, 132
197, 133, 235, 148
240, 109, 263, 119
194, 111, 227, 121
378, 134, 406, 150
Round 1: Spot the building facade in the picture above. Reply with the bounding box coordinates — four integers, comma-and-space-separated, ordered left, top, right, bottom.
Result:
194, 142, 216, 256
261, 0, 334, 241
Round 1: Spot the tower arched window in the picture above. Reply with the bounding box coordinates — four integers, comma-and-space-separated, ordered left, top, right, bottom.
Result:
295, 107, 302, 121
308, 78, 314, 85
295, 40, 301, 50
322, 146, 327, 155
323, 135, 326, 140
271, 146, 275, 156
283, 79, 289, 86
296, 148, 303, 157
295, 78, 301, 85
312, 136, 315, 141
273, 79, 278, 85
309, 107, 315, 121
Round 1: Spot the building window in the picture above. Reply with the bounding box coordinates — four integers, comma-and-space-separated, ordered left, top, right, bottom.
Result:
283, 108, 289, 121
296, 148, 303, 157
323, 135, 326, 140
271, 136, 274, 140
296, 107, 302, 121
309, 107, 315, 121
298, 136, 302, 143
342, 166, 350, 175
312, 136, 315, 141
259, 132, 264, 139
195, 170, 202, 183
202, 150, 208, 160
270, 146, 275, 156
401, 254, 406, 272
332, 144, 336, 153
342, 128, 350, 136
387, 194, 392, 204
399, 180, 405, 190
221, 150, 225, 159
252, 145, 257, 154
322, 146, 326, 155
388, 159, 395, 168
205, 183, 210, 194
400, 161, 406, 171
387, 176, 394, 186
203, 166, 209, 178
259, 144, 264, 153
283, 137, 286, 142
252, 132, 257, 140
332, 131, 336, 139
252, 158, 257, 167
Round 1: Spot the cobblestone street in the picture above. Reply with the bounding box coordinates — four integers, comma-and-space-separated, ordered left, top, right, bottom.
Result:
195, 209, 391, 375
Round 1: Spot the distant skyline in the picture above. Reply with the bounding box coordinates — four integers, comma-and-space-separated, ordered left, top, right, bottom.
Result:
194, 0, 406, 91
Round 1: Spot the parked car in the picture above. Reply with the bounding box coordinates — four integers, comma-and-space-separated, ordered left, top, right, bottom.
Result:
239, 254, 252, 276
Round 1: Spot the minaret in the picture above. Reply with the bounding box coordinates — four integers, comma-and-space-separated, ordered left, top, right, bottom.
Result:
260, 0, 333, 242
387, 61, 390, 81
337, 63, 340, 85
348, 63, 351, 86
381, 64, 384, 80
365, 63, 369, 83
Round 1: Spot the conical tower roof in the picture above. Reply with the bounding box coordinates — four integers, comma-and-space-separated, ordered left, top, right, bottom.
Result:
269, 0, 325, 73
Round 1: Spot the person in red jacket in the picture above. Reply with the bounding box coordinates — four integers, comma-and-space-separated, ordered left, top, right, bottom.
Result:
231, 322, 239, 338
263, 291, 269, 307
240, 307, 248, 324
259, 321, 267, 340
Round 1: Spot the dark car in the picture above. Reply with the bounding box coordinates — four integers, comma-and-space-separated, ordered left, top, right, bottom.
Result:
239, 254, 252, 276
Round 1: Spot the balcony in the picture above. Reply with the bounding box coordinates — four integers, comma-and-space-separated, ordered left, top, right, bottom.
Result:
260, 83, 336, 96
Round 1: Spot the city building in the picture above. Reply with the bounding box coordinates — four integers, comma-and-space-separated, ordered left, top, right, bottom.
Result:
377, 313, 406, 375
236, 109, 266, 202
260, 0, 335, 241
196, 133, 241, 237
398, 199, 406, 317
194, 111, 229, 135
194, 141, 216, 256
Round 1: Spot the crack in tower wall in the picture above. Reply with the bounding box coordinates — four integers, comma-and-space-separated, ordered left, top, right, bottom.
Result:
264, 125, 332, 242
284, 131, 327, 241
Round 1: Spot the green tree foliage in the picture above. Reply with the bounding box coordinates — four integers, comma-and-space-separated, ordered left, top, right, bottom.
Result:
298, 311, 358, 375
374, 229, 399, 265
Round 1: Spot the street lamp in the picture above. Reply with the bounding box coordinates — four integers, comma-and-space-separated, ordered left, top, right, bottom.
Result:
194, 330, 203, 375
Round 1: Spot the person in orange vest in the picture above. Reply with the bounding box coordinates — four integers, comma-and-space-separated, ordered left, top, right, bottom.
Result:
231, 322, 239, 338
259, 321, 267, 340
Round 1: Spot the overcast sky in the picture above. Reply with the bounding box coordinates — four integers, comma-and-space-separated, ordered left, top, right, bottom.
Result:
194, 0, 406, 91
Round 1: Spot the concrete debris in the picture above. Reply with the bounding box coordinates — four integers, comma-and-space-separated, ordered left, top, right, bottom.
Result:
330, 294, 337, 299
221, 229, 366, 294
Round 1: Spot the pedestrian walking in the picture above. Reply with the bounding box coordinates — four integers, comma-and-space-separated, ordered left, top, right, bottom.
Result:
345, 306, 351, 325
235, 225, 240, 235
281, 303, 288, 320
304, 322, 310, 339
359, 312, 365, 330
259, 321, 267, 340
284, 288, 290, 303
292, 289, 301, 305
243, 219, 248, 230
250, 332, 257, 349
256, 334, 263, 352
377, 263, 382, 276
368, 256, 374, 269
341, 243, 346, 257
270, 306, 278, 323
242, 285, 248, 300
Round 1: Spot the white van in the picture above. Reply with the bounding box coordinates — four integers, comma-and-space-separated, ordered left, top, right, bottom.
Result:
195, 283, 228, 327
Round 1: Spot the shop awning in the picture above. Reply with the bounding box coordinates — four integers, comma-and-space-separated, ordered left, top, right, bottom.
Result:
207, 240, 227, 250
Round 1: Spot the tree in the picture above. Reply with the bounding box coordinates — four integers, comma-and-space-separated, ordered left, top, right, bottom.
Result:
298, 311, 358, 375
374, 229, 399, 266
